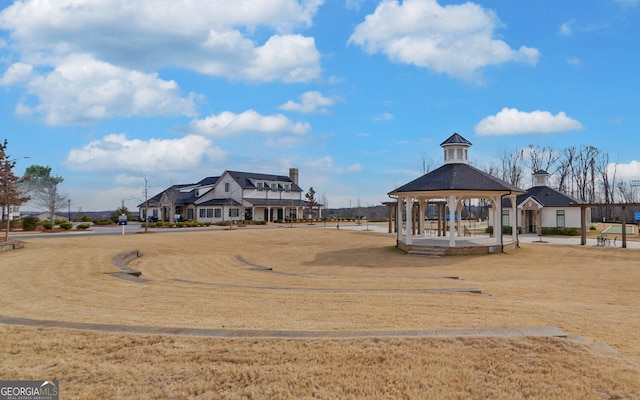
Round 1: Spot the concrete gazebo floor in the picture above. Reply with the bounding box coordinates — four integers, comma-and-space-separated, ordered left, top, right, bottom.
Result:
398, 234, 518, 256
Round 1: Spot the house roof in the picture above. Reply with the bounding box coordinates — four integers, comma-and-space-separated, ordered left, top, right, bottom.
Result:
503, 185, 580, 208
197, 176, 219, 186
389, 163, 525, 194
225, 170, 303, 192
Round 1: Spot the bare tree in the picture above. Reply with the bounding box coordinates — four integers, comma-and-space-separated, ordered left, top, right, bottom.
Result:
527, 144, 560, 175
500, 148, 525, 187
557, 146, 576, 195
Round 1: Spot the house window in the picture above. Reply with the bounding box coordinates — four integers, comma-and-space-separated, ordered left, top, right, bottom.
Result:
187, 209, 194, 220
556, 210, 565, 228
207, 209, 213, 218
257, 182, 263, 191
225, 182, 230, 192
502, 210, 510, 227
229, 208, 239, 218
284, 184, 291, 192
214, 209, 221, 218
271, 183, 277, 191
199, 209, 206, 218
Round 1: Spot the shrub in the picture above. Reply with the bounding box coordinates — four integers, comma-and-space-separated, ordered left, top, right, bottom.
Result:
21, 216, 38, 231
42, 221, 53, 230
76, 223, 91, 230
59, 222, 73, 230
541, 227, 579, 236
93, 219, 113, 225
589, 225, 597, 231
81, 215, 91, 222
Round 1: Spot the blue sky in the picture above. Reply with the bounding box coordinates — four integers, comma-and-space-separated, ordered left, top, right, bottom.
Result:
1, 0, 639, 211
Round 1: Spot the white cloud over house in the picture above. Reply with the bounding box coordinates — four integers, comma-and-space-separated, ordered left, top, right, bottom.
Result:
475, 108, 584, 136
348, 0, 539, 81
184, 110, 311, 138
66, 133, 225, 172
0, 0, 324, 124
12, 54, 198, 126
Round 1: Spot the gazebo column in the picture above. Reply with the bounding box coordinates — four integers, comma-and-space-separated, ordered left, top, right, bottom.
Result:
510, 194, 518, 243
448, 195, 457, 247
419, 199, 426, 237
437, 203, 442, 236
456, 200, 462, 237
405, 197, 413, 245
387, 203, 393, 233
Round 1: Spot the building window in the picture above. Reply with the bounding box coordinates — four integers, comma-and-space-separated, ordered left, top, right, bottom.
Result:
502, 210, 510, 227
444, 149, 448, 161
456, 148, 463, 159
229, 208, 239, 218
271, 183, 277, 191
257, 182, 263, 191
284, 184, 290, 192
199, 209, 206, 218
214, 209, 221, 218
225, 182, 230, 192
556, 210, 565, 228
206, 209, 213, 218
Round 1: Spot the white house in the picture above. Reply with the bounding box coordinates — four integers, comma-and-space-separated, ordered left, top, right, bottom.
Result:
1, 205, 21, 222
139, 168, 318, 223
493, 170, 590, 233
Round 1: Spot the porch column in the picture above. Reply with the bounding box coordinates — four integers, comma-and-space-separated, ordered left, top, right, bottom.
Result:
448, 195, 457, 247
396, 197, 403, 242
493, 196, 503, 246
387, 203, 393, 233
580, 206, 587, 246
267, 207, 272, 222
405, 197, 413, 245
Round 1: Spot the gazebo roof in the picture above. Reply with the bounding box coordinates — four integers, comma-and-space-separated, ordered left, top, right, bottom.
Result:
389, 163, 525, 195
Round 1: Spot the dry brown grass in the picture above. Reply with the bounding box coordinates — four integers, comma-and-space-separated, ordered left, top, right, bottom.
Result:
2, 226, 640, 399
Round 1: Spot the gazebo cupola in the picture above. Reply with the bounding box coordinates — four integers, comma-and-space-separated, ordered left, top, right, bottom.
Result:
441, 132, 471, 165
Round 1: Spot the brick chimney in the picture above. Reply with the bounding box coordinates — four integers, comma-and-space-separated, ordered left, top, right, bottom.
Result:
289, 168, 299, 186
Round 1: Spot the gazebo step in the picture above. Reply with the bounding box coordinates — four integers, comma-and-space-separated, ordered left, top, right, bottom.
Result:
407, 247, 447, 257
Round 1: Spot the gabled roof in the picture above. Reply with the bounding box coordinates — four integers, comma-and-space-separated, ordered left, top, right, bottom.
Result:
440, 132, 472, 146
502, 185, 580, 208
225, 170, 303, 192
197, 176, 219, 186
389, 163, 524, 194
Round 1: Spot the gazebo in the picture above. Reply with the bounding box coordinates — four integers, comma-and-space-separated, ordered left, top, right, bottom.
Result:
388, 133, 526, 255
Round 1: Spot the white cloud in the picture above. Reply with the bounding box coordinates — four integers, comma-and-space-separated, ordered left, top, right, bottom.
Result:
0, 62, 33, 86
16, 54, 197, 125
475, 108, 584, 136
185, 109, 311, 138
615, 0, 639, 9
0, 0, 323, 83
374, 112, 394, 122
566, 57, 582, 66
279, 91, 337, 113
560, 20, 575, 36
608, 161, 640, 180
66, 133, 225, 172
306, 156, 362, 173
348, 0, 539, 81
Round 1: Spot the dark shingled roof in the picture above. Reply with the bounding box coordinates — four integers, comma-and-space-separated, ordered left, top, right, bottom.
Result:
226, 170, 303, 192
440, 132, 472, 146
390, 163, 524, 194
503, 185, 580, 208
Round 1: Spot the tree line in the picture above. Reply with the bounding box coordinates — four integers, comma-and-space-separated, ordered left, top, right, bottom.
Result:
482, 144, 637, 204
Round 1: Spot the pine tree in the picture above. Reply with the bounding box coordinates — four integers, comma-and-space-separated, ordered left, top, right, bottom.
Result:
1, 139, 30, 240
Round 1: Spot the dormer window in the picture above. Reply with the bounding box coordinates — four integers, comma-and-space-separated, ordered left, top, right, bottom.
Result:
257, 182, 263, 191
271, 183, 277, 191
284, 184, 291, 192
